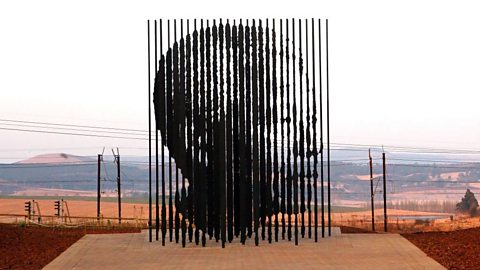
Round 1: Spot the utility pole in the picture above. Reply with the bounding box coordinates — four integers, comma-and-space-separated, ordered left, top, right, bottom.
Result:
113, 148, 122, 224
382, 152, 387, 232
369, 149, 375, 232
97, 153, 103, 221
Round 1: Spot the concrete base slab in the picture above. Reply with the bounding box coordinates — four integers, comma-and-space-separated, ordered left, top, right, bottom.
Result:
44, 230, 444, 270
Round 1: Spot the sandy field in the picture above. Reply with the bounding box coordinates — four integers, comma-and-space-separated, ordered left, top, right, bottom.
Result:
0, 198, 150, 225
1, 197, 464, 230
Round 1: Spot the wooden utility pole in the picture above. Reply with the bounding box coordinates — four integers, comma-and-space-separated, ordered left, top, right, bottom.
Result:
382, 152, 387, 232
113, 148, 122, 224
369, 149, 375, 232
97, 153, 102, 221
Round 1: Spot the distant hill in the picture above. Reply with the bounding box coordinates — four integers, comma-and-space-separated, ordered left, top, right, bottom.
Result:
15, 153, 95, 164
0, 153, 152, 197
1, 152, 479, 203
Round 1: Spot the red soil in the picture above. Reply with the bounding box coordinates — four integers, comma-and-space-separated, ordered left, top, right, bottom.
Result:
339, 226, 376, 234
0, 224, 140, 270
402, 227, 480, 270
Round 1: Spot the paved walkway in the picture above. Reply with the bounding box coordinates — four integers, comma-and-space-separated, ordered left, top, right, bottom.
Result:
44, 230, 444, 270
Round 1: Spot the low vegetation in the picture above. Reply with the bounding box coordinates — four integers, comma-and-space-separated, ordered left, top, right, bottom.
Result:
456, 189, 479, 217
368, 200, 457, 213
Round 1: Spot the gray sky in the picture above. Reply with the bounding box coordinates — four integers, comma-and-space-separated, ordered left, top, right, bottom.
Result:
1, 0, 479, 162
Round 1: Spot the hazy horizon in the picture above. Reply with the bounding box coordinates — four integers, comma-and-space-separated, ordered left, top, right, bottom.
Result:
1, 0, 480, 162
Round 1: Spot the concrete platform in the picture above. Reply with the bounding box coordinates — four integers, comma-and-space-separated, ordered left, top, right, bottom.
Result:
44, 230, 444, 270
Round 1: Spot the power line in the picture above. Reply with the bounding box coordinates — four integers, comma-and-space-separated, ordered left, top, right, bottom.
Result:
0, 127, 148, 141
337, 178, 480, 184
332, 142, 480, 154
4, 118, 480, 157
388, 158, 480, 164
1, 146, 138, 152
0, 122, 148, 136
0, 118, 149, 133
378, 163, 480, 169
0, 179, 137, 184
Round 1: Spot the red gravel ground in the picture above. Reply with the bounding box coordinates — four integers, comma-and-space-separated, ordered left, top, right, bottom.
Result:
0, 224, 140, 270
402, 227, 480, 270
339, 226, 376, 234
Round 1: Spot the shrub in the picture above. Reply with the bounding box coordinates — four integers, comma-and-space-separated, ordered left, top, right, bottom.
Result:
456, 189, 479, 217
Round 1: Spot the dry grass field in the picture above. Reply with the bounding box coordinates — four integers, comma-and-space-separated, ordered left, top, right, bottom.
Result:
0, 198, 149, 225
333, 210, 480, 233
1, 197, 479, 233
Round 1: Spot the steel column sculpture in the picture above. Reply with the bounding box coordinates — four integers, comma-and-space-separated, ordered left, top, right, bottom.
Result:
150, 18, 331, 247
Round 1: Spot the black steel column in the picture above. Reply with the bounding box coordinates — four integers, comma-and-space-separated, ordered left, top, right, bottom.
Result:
279, 19, 286, 241
326, 19, 331, 237
245, 20, 253, 239
319, 18, 325, 238
158, 18, 167, 246
155, 19, 159, 242
180, 19, 187, 247
167, 20, 174, 242
252, 19, 260, 246
311, 18, 318, 242
265, 19, 273, 244
286, 19, 292, 242
225, 20, 233, 243
292, 18, 299, 246
299, 19, 305, 239
147, 19, 152, 243
185, 19, 193, 244
272, 19, 279, 242
305, 19, 312, 239
238, 20, 247, 244
219, 19, 227, 248
173, 20, 181, 244
258, 20, 266, 241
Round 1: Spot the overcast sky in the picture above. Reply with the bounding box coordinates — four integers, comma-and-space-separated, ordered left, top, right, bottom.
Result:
1, 0, 479, 162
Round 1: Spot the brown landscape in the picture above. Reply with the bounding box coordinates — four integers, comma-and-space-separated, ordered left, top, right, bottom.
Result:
2, 1, 480, 269
0, 198, 149, 225
2, 196, 480, 269
1, 215, 479, 269
0, 223, 140, 270
3, 197, 480, 231
402, 228, 480, 270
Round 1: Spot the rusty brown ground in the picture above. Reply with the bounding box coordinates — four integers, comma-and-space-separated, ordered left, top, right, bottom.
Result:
0, 224, 140, 270
403, 227, 480, 270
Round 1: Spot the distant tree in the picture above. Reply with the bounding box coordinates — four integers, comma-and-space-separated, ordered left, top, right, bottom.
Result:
456, 189, 479, 217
